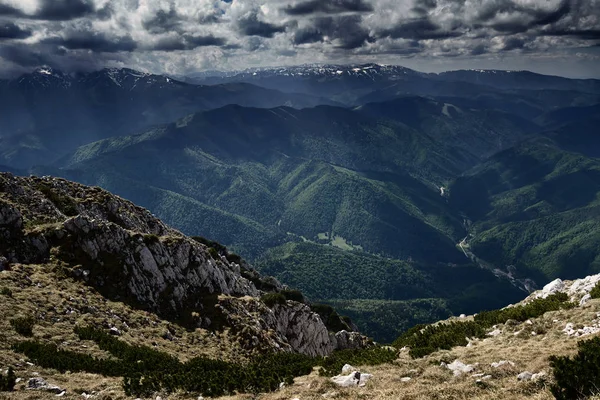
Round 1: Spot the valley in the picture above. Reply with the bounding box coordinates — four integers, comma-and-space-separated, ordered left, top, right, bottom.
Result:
1, 64, 599, 344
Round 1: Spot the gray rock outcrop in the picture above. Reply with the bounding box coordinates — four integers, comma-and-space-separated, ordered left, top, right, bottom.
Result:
0, 173, 370, 356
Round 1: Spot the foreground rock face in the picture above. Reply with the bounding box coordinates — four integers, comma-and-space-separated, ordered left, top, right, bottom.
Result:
0, 173, 367, 356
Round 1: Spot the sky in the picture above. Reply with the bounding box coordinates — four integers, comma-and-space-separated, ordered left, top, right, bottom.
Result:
0, 0, 599, 79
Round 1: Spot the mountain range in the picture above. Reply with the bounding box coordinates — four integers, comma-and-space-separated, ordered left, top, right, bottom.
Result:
1, 63, 599, 342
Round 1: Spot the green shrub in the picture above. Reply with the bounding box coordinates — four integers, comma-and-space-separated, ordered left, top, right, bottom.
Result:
0, 287, 12, 297
13, 326, 393, 398
0, 367, 16, 392
310, 303, 350, 333
393, 292, 573, 358
550, 336, 600, 400
13, 341, 124, 376
191, 236, 227, 254
474, 292, 573, 326
143, 234, 160, 245
590, 282, 600, 299
208, 247, 219, 260
10, 316, 35, 337
261, 293, 287, 308
36, 183, 78, 217
226, 253, 242, 265
280, 289, 304, 303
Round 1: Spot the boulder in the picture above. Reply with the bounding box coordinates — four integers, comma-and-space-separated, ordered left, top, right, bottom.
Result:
442, 360, 475, 376
491, 360, 515, 368
27, 377, 64, 394
517, 371, 533, 381
332, 371, 373, 387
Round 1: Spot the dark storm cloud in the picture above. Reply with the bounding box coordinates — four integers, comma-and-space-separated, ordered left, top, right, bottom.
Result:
0, 44, 53, 67
0, 0, 106, 21
143, 7, 182, 34
412, 0, 437, 16
0, 4, 23, 18
501, 37, 525, 51
541, 28, 600, 41
237, 13, 286, 37
42, 32, 137, 53
380, 18, 462, 40
36, 0, 97, 21
284, 0, 373, 16
293, 15, 372, 49
470, 43, 487, 55
151, 35, 226, 51
0, 22, 32, 39
474, 0, 571, 33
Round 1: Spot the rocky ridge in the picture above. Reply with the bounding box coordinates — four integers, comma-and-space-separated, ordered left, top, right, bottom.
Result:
0, 172, 365, 356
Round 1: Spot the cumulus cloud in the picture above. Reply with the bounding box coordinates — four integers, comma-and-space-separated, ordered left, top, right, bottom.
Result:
283, 0, 373, 16
0, 22, 32, 39
0, 0, 597, 77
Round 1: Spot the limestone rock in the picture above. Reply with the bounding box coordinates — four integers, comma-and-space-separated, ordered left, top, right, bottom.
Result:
0, 173, 365, 357
517, 371, 533, 381
442, 360, 475, 376
332, 371, 373, 387
333, 330, 374, 350
27, 377, 64, 394
491, 360, 515, 368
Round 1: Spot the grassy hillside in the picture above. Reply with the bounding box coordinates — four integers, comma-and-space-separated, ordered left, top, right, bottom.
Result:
451, 138, 600, 280
52, 104, 476, 262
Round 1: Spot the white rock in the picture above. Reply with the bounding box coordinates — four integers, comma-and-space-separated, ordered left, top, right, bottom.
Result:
532, 372, 546, 382
331, 371, 372, 387
487, 329, 502, 337
517, 371, 533, 381
442, 360, 475, 376
580, 294, 592, 306
109, 327, 121, 336
491, 360, 515, 368
459, 314, 466, 318
540, 279, 565, 298
400, 377, 411, 382
341, 364, 356, 374
56, 391, 66, 397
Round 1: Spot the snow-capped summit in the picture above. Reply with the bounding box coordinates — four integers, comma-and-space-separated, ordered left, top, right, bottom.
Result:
17, 66, 71, 89
193, 63, 421, 81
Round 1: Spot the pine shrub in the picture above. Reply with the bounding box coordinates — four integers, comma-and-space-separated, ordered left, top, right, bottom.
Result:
550, 336, 600, 400
261, 293, 287, 308
10, 316, 35, 337
590, 282, 600, 299
393, 292, 573, 358
0, 367, 16, 392
13, 326, 393, 397
280, 289, 304, 303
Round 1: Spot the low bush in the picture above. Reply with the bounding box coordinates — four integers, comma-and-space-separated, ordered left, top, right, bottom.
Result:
261, 293, 287, 308
10, 316, 35, 337
0, 287, 12, 297
310, 303, 351, 333
36, 183, 78, 217
280, 289, 305, 303
143, 234, 160, 245
590, 282, 600, 299
393, 292, 573, 358
474, 292, 573, 326
0, 367, 16, 392
550, 336, 600, 400
14, 326, 392, 397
